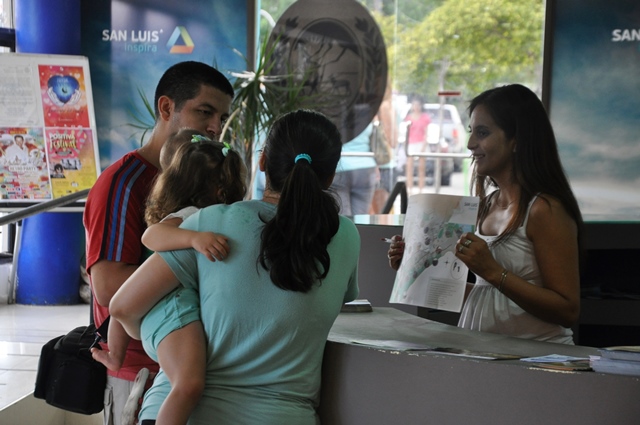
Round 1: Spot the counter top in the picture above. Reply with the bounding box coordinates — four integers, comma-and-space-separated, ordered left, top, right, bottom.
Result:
320, 308, 640, 425
329, 307, 600, 359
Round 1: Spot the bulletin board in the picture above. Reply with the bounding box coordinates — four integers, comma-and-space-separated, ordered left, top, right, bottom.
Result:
0, 53, 100, 207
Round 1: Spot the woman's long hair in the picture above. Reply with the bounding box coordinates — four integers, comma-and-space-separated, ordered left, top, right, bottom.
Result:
145, 129, 247, 225
469, 84, 583, 249
259, 110, 342, 292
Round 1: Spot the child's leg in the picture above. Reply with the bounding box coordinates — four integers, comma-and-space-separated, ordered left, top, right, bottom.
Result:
155, 321, 206, 425
91, 318, 129, 371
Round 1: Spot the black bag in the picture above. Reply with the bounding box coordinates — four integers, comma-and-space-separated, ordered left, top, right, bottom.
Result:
370, 120, 392, 166
34, 322, 107, 415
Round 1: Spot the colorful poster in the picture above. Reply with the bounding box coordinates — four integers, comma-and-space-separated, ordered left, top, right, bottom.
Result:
45, 128, 98, 198
38, 65, 91, 128
0, 127, 52, 200
0, 54, 99, 203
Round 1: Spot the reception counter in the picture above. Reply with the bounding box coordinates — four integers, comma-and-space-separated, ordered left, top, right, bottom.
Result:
351, 218, 640, 345
319, 308, 640, 425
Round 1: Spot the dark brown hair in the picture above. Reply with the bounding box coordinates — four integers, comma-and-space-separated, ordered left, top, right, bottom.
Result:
153, 61, 234, 119
145, 129, 246, 225
258, 110, 342, 292
468, 84, 583, 249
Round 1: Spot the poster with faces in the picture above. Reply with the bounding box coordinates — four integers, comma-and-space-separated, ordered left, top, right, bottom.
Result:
0, 54, 99, 202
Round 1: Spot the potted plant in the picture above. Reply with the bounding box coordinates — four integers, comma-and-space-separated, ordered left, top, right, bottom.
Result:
129, 34, 323, 194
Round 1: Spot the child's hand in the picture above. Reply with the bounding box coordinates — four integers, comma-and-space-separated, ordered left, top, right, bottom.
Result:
193, 232, 229, 261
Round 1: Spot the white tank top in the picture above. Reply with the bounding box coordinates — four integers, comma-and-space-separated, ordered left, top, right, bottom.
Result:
457, 194, 574, 344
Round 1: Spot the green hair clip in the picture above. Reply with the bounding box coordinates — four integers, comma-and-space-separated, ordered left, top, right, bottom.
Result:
222, 141, 231, 157
191, 134, 212, 143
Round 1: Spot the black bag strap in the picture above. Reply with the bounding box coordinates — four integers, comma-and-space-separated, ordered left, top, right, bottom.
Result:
88, 283, 110, 349
90, 315, 110, 349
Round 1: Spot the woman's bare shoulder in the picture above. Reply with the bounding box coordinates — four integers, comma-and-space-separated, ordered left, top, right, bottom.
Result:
527, 194, 576, 237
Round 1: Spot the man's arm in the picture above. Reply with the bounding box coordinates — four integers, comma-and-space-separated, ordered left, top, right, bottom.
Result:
90, 260, 139, 307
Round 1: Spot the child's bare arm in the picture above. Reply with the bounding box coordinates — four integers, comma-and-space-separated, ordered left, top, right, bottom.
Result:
142, 217, 229, 261
142, 218, 191, 251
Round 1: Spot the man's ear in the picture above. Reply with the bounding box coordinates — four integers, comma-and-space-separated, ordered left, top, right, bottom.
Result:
157, 95, 173, 121
258, 150, 266, 172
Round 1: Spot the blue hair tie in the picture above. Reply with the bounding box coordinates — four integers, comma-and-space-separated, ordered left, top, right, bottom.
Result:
295, 153, 312, 164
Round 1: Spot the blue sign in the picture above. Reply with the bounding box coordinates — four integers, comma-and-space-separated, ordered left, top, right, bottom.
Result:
81, 1, 249, 167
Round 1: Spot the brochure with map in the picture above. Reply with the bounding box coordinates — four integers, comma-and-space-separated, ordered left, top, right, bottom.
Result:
389, 193, 479, 312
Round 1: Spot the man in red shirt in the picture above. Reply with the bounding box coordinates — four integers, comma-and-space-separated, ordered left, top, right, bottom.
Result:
83, 61, 234, 425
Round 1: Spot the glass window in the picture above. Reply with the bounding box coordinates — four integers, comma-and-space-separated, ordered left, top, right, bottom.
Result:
258, 0, 544, 207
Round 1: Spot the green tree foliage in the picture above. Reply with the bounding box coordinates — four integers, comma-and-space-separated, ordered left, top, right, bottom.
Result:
258, 0, 543, 117
387, 0, 544, 101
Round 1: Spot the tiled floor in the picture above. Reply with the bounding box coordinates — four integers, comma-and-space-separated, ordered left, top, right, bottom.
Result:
0, 303, 90, 411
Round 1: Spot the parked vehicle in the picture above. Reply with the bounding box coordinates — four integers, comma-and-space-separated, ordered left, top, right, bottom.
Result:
423, 103, 468, 171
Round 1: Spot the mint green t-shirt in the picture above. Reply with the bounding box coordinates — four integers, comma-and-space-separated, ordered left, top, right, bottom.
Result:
140, 200, 360, 424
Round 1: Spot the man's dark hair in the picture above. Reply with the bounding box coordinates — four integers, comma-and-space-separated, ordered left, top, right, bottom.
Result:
153, 61, 234, 118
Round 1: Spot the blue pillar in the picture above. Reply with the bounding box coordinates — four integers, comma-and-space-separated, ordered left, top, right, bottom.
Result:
13, 0, 84, 305
15, 0, 81, 54
16, 213, 85, 305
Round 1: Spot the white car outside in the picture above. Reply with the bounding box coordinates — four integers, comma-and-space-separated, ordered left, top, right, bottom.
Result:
423, 103, 468, 171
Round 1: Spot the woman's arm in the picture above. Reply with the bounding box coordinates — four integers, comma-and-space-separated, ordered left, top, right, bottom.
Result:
142, 217, 229, 261
518, 195, 580, 327
458, 196, 580, 328
110, 253, 180, 339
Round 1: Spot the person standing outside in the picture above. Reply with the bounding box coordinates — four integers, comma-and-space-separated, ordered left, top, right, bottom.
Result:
403, 96, 431, 193
330, 124, 378, 216
83, 61, 234, 425
370, 81, 399, 213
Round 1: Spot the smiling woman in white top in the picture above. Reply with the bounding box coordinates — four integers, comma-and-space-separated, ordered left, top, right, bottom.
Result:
389, 84, 584, 344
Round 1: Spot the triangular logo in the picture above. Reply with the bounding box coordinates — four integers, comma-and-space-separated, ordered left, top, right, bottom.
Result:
166, 26, 194, 54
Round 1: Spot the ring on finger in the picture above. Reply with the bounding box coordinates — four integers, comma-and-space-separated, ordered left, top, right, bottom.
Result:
458, 245, 464, 253
464, 239, 472, 247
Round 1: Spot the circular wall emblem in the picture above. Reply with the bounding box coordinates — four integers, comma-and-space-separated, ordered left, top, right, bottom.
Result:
268, 0, 388, 143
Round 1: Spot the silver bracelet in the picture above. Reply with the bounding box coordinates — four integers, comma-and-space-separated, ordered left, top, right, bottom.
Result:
498, 269, 508, 293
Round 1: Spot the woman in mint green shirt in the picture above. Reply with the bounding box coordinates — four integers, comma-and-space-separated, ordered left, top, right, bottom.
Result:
111, 109, 360, 425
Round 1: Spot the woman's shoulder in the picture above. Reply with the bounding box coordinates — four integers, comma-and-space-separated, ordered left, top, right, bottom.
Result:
529, 193, 565, 216
338, 215, 358, 230
337, 216, 360, 241
201, 199, 263, 212
526, 193, 576, 234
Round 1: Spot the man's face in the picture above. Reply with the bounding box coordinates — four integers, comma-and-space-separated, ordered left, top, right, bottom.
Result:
15, 136, 24, 146
169, 85, 232, 141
